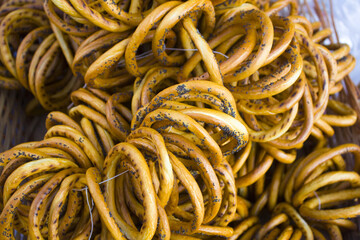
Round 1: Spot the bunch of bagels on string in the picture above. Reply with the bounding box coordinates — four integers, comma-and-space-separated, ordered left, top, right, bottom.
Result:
0, 0, 360, 239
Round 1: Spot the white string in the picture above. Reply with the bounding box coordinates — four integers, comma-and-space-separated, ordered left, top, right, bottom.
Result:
165, 47, 229, 59
167, 126, 172, 133
117, 47, 229, 68
85, 188, 93, 240
91, 198, 94, 211
67, 102, 74, 110
67, 83, 87, 110
99, 170, 129, 185
135, 50, 153, 58
117, 50, 153, 67
73, 170, 129, 192
72, 170, 129, 240
314, 191, 321, 210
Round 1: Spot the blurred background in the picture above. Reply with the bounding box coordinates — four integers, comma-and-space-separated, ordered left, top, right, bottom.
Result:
304, 0, 360, 83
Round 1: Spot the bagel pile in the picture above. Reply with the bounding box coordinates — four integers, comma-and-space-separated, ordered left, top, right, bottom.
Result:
0, 0, 359, 239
